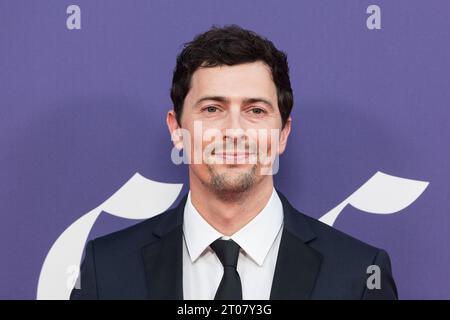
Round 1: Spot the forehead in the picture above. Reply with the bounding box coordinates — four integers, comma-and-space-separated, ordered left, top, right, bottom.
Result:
186, 61, 277, 102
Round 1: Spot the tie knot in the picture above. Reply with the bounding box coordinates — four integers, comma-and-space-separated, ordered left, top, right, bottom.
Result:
210, 239, 240, 268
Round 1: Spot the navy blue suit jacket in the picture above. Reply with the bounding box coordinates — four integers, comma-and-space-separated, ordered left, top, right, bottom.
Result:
70, 190, 398, 300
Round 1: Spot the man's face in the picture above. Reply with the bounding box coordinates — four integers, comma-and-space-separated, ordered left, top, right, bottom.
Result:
167, 61, 291, 195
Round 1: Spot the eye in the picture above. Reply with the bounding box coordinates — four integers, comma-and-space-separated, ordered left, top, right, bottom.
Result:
249, 107, 266, 115
203, 106, 219, 113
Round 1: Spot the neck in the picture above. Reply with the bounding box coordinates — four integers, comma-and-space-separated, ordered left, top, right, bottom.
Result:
189, 172, 274, 236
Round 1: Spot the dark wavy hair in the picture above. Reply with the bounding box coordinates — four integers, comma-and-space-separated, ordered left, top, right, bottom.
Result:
170, 25, 293, 128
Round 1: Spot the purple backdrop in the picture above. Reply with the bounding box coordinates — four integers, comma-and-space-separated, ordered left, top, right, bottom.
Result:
1, 0, 449, 299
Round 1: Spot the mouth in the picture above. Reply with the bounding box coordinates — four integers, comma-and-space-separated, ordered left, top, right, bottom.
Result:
212, 151, 256, 163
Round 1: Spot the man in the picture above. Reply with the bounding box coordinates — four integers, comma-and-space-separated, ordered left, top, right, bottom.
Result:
70, 25, 397, 300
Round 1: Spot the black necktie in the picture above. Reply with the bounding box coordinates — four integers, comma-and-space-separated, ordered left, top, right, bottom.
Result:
210, 239, 243, 300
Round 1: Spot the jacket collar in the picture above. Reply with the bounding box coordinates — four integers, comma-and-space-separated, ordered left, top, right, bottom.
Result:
141, 189, 322, 300
270, 190, 322, 299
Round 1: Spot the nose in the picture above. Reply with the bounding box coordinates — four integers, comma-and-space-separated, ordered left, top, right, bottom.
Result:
222, 106, 246, 144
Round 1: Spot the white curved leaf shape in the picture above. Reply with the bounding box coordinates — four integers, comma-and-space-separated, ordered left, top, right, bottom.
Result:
101, 173, 183, 219
36, 208, 102, 300
319, 171, 429, 226
36, 173, 183, 300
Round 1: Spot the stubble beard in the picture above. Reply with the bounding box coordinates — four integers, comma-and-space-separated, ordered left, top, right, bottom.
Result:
205, 164, 258, 201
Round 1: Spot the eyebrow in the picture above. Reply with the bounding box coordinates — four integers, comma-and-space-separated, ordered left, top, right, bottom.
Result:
194, 96, 274, 110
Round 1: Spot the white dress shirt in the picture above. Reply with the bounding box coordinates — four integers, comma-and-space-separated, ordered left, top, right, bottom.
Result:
182, 188, 284, 300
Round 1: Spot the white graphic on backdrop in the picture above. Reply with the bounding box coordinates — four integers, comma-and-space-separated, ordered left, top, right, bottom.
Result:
319, 171, 429, 225
36, 173, 183, 300
37, 171, 428, 300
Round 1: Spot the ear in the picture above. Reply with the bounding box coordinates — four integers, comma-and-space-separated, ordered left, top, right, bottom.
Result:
278, 117, 292, 155
166, 110, 183, 150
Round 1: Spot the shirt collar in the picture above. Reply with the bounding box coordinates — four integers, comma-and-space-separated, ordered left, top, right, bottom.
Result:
183, 188, 284, 266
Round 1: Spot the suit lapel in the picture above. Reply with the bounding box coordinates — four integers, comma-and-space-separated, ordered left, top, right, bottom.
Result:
141, 194, 187, 300
140, 191, 322, 300
270, 191, 323, 299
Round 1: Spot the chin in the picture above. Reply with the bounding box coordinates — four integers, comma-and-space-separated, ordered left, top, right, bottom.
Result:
206, 165, 257, 194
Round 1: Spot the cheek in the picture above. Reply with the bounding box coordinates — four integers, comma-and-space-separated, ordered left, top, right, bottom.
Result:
253, 128, 276, 145
189, 163, 211, 181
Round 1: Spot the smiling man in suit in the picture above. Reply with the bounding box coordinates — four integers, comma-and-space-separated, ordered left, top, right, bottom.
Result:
70, 25, 397, 300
